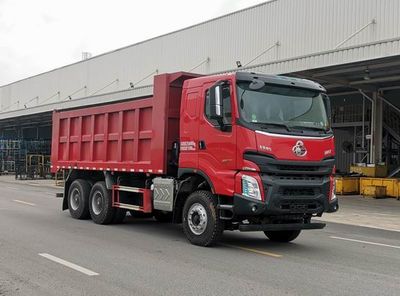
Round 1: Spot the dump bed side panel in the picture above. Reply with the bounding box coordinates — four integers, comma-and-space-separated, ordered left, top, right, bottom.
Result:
51, 72, 201, 175
51, 97, 164, 173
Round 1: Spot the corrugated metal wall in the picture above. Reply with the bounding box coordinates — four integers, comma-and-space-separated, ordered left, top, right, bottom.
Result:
1, 0, 400, 118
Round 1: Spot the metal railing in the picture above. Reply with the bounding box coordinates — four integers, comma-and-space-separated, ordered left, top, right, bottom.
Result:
381, 100, 400, 177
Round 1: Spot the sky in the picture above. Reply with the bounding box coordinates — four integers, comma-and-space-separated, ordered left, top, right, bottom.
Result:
0, 0, 266, 85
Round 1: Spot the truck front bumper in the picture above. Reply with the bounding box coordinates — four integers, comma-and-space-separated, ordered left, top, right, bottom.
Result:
232, 193, 339, 217
238, 222, 326, 232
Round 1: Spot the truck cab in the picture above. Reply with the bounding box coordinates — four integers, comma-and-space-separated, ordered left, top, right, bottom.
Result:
178, 72, 338, 243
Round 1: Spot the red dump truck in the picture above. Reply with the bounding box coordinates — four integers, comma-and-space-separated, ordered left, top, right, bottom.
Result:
51, 71, 338, 246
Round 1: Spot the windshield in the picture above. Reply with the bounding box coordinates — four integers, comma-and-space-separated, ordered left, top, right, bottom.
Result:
236, 81, 330, 132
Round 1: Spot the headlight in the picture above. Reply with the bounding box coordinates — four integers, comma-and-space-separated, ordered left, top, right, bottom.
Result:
331, 180, 337, 201
242, 175, 262, 201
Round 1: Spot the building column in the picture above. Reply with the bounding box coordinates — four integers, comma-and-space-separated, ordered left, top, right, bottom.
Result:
371, 92, 383, 163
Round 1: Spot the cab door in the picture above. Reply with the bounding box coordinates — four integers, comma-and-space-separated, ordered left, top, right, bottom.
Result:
198, 82, 237, 196
179, 89, 200, 168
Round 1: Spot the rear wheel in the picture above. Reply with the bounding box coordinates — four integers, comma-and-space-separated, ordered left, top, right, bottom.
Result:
67, 179, 91, 219
264, 230, 301, 242
182, 190, 224, 247
89, 181, 116, 224
112, 209, 127, 224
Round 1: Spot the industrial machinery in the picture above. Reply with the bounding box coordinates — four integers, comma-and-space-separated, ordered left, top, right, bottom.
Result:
0, 139, 51, 179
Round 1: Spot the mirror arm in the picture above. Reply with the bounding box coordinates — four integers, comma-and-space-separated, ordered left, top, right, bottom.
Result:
322, 93, 332, 131
217, 118, 226, 130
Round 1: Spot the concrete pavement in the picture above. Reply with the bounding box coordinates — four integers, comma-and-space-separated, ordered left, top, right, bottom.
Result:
0, 180, 399, 296
316, 195, 400, 232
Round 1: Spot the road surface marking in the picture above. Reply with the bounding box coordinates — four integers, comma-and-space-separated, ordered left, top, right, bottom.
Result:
330, 236, 400, 250
222, 244, 282, 258
38, 253, 99, 276
6, 186, 18, 190
13, 200, 36, 206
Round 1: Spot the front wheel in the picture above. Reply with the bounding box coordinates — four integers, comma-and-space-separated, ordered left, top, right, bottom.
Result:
182, 190, 224, 247
264, 230, 301, 242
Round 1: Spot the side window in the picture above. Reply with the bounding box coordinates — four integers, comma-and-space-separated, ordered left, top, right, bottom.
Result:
204, 85, 232, 131
205, 90, 217, 126
221, 86, 232, 126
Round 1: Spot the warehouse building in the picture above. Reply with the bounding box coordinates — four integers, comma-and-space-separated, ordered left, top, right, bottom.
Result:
0, 0, 400, 176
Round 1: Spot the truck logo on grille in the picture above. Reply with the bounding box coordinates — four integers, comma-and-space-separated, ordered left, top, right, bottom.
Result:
292, 141, 307, 157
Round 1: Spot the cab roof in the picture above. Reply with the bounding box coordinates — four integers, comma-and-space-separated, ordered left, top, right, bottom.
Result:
236, 72, 326, 93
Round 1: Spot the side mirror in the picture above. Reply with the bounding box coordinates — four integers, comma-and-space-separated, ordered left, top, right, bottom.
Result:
209, 84, 224, 120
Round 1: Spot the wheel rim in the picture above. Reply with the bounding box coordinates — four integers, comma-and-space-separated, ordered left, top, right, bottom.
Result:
188, 203, 208, 235
70, 188, 80, 211
91, 190, 104, 215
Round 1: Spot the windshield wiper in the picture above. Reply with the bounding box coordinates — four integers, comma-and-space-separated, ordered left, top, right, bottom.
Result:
252, 122, 331, 134
253, 122, 294, 132
288, 125, 331, 133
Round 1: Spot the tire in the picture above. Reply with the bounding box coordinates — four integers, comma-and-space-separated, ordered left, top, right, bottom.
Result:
89, 181, 116, 224
264, 230, 301, 243
112, 209, 127, 224
182, 190, 224, 247
154, 211, 173, 223
67, 179, 91, 219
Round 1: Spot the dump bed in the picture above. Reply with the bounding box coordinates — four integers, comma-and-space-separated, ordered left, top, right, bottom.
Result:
51, 72, 199, 175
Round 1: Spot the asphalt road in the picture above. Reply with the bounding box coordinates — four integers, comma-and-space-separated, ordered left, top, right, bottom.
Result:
0, 181, 399, 296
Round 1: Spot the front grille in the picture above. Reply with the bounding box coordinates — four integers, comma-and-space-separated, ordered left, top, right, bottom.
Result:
279, 187, 316, 196
280, 201, 320, 212
277, 175, 322, 181
244, 152, 335, 176
245, 152, 332, 214
277, 165, 319, 172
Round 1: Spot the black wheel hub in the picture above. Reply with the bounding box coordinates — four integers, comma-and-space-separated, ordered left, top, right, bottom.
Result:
191, 213, 201, 226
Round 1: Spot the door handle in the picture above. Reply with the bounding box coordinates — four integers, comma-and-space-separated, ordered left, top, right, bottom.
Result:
199, 140, 206, 150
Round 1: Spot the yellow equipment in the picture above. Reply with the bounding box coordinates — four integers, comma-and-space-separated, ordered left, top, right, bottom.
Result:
359, 178, 400, 199
335, 177, 360, 195
350, 164, 387, 178
362, 185, 386, 198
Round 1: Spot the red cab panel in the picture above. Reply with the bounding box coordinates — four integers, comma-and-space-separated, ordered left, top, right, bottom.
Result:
255, 131, 335, 161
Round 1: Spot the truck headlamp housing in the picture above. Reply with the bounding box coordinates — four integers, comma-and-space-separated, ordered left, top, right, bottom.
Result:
330, 179, 337, 201
242, 175, 262, 201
